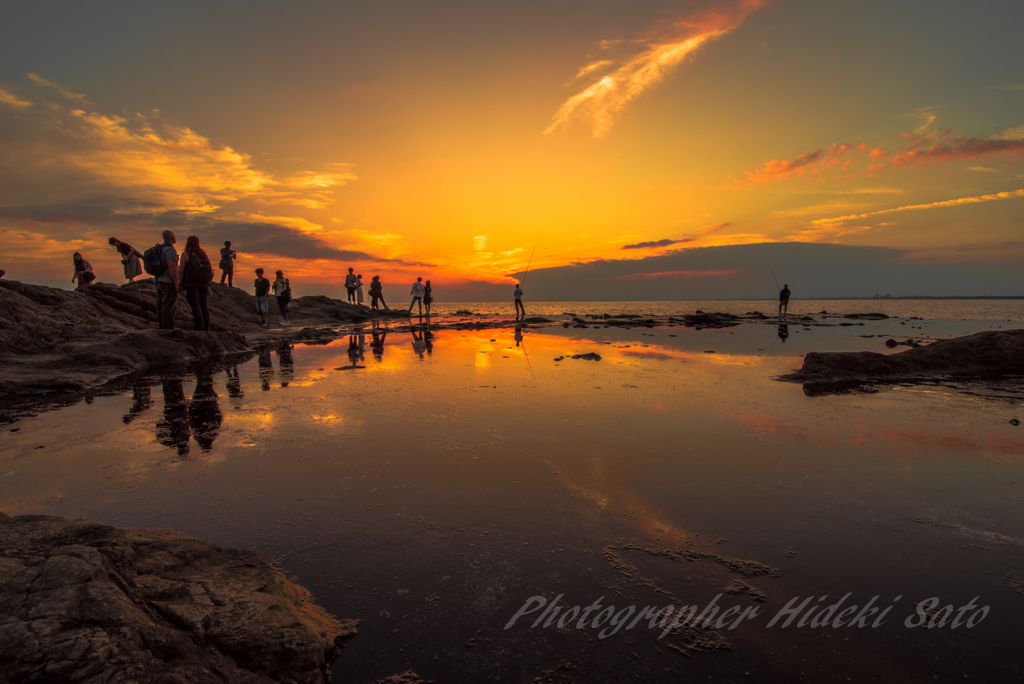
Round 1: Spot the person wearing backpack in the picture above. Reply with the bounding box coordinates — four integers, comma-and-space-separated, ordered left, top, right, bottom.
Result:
273, 270, 292, 326
146, 230, 181, 329
177, 236, 214, 331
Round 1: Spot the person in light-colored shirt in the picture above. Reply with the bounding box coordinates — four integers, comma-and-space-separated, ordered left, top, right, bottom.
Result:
514, 283, 525, 319
409, 277, 426, 315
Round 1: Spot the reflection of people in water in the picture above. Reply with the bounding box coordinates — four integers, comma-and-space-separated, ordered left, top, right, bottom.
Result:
189, 372, 222, 450
424, 328, 434, 355
411, 330, 426, 358
122, 383, 153, 424
514, 326, 523, 347
258, 347, 274, 391
371, 328, 387, 361
777, 324, 789, 343
156, 378, 190, 456
278, 343, 294, 387
346, 335, 365, 367
225, 365, 243, 399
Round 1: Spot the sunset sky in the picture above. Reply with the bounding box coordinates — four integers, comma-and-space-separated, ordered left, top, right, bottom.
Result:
1, 0, 1022, 299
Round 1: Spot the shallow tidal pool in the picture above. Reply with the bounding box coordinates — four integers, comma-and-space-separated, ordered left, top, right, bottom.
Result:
2, 319, 1023, 683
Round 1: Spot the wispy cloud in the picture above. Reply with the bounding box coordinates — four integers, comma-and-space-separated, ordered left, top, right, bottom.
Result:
545, 0, 768, 137
622, 238, 686, 250
0, 86, 33, 109
616, 268, 738, 280
734, 143, 855, 185
811, 189, 1024, 225
988, 84, 1024, 91
27, 73, 89, 103
907, 106, 937, 135
888, 134, 1024, 167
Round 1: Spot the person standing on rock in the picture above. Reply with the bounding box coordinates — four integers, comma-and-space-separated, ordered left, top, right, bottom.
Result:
71, 252, 96, 287
153, 231, 181, 329
423, 279, 433, 316
409, 277, 425, 315
178, 236, 214, 332
254, 268, 271, 326
219, 241, 236, 287
514, 282, 525, 319
355, 273, 365, 306
273, 270, 292, 326
779, 283, 791, 317
108, 238, 143, 283
369, 275, 387, 310
345, 267, 358, 304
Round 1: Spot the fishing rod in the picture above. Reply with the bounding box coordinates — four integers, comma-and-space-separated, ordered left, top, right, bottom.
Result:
762, 246, 781, 292
520, 232, 541, 286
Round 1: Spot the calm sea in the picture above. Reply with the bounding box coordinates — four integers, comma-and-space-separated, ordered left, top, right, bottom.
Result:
428, 299, 1024, 321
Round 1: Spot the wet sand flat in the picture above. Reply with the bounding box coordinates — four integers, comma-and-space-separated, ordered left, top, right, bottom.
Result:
2, 318, 1022, 682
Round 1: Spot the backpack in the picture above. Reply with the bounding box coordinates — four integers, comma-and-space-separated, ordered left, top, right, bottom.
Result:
143, 243, 168, 277
182, 251, 214, 287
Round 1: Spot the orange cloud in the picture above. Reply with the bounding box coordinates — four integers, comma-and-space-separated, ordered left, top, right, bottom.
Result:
735, 143, 855, 185
545, 0, 768, 137
811, 189, 1024, 225
27, 73, 89, 103
888, 135, 1024, 167
0, 86, 33, 110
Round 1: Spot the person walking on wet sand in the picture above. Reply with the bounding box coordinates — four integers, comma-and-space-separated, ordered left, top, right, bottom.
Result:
219, 241, 236, 287
369, 275, 387, 310
178, 236, 214, 332
254, 268, 271, 326
273, 270, 291, 326
71, 252, 96, 287
409, 277, 425, 315
345, 267, 358, 304
779, 283, 791, 317
514, 282, 525, 319
423, 279, 433, 315
108, 238, 143, 282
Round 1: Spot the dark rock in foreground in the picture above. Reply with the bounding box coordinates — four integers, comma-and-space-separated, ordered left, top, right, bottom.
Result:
0, 513, 356, 684
682, 313, 740, 329
781, 329, 1024, 383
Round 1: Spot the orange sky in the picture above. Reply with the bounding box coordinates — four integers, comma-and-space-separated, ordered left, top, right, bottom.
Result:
0, 0, 1022, 297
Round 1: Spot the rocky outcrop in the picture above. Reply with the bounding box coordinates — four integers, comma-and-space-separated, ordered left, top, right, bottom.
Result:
0, 513, 356, 684
0, 279, 410, 395
781, 329, 1024, 383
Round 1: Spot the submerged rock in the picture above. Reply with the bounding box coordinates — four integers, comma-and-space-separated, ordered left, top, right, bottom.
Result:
682, 313, 740, 329
570, 352, 602, 361
0, 513, 356, 684
781, 329, 1024, 383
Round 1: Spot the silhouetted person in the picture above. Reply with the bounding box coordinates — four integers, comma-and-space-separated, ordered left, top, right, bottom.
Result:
345, 267, 357, 304
188, 371, 222, 450
254, 268, 271, 326
371, 327, 387, 361
779, 283, 791, 316
154, 230, 181, 329
515, 326, 523, 347
409, 277, 425, 315
122, 383, 153, 424
278, 343, 294, 387
225, 365, 244, 399
71, 252, 95, 287
258, 347, 274, 391
219, 241, 236, 287
355, 274, 365, 306
273, 270, 291, 326
178, 235, 213, 331
109, 237, 143, 282
777, 323, 790, 343
514, 283, 525, 319
424, 280, 433, 315
369, 275, 387, 309
156, 377, 190, 456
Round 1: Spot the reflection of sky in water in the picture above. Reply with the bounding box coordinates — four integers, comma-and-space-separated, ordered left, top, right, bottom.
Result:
1, 320, 1022, 681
